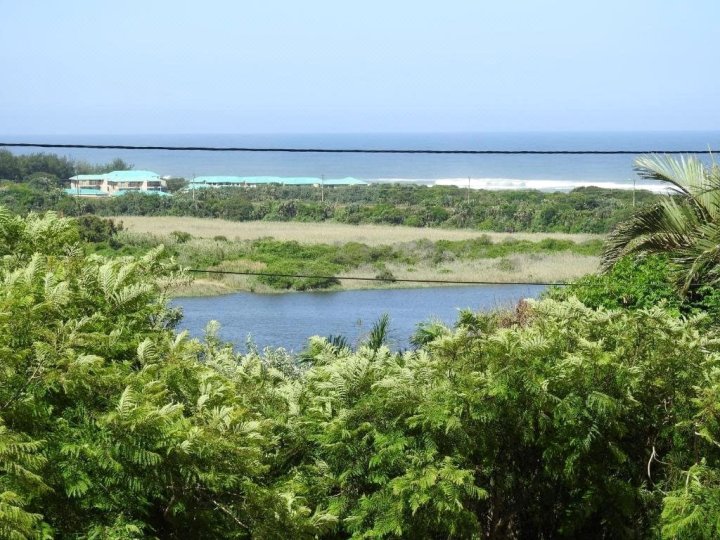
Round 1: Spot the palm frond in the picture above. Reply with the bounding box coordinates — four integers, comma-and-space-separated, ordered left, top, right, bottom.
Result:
603, 154, 720, 294
635, 154, 706, 194
367, 313, 391, 352
602, 200, 697, 269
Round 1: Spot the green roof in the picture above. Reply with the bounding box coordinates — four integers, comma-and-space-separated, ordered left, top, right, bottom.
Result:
193, 176, 247, 184
69, 174, 105, 181
104, 170, 160, 182
189, 176, 368, 187
69, 170, 160, 182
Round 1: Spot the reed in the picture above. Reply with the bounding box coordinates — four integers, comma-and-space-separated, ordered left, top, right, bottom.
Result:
112, 218, 601, 296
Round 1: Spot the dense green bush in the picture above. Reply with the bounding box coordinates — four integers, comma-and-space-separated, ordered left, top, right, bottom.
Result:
0, 208, 321, 538
170, 230, 193, 243
4, 181, 655, 233
0, 150, 131, 184
74, 183, 655, 233
76, 215, 123, 244
4, 207, 720, 538
549, 255, 720, 319
250, 240, 343, 290
547, 255, 682, 311
282, 300, 720, 538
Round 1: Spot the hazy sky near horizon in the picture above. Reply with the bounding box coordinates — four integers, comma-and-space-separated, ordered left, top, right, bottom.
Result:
2, 0, 719, 134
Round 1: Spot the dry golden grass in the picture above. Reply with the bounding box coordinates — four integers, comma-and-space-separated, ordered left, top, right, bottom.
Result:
115, 216, 602, 245
337, 253, 598, 290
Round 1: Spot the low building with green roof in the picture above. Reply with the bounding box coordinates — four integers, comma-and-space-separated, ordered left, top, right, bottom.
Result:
68, 170, 167, 196
187, 176, 368, 190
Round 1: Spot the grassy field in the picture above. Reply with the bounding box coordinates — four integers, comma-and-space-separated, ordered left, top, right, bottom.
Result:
106, 217, 603, 296
114, 217, 603, 245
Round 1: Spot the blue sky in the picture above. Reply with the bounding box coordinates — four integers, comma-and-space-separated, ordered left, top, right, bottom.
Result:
1, 0, 718, 134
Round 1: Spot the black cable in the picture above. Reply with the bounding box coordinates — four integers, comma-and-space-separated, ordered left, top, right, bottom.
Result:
0, 142, 717, 155
188, 268, 567, 286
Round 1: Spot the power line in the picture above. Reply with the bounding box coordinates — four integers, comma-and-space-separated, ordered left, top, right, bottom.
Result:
188, 268, 568, 286
0, 141, 718, 155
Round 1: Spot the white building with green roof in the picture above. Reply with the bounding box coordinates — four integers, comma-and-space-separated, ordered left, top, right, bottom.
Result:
187, 176, 368, 189
67, 170, 167, 197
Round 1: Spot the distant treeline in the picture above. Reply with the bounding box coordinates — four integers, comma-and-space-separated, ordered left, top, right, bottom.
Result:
0, 149, 131, 183
0, 150, 659, 233
64, 184, 657, 233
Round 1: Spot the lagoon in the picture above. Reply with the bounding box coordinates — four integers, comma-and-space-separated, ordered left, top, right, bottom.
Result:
173, 284, 546, 352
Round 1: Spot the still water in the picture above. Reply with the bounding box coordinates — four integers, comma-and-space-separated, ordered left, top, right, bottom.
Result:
172, 285, 546, 352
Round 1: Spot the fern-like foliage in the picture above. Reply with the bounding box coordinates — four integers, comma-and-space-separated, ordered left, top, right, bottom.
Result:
0, 206, 314, 537
280, 298, 720, 538
3, 205, 720, 538
0, 423, 48, 539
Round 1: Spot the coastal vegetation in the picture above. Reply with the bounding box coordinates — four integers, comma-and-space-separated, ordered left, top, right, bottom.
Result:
0, 149, 131, 184
3, 160, 720, 536
85, 219, 601, 294
0, 149, 659, 234
65, 184, 656, 233
3, 153, 720, 538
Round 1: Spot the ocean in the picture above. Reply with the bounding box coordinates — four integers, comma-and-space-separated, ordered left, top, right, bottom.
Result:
2, 131, 718, 191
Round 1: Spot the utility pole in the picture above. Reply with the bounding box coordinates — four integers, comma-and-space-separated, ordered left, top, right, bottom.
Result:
71, 165, 80, 215
192, 174, 197, 210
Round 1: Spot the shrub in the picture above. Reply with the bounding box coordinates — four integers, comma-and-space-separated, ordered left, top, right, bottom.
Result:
289, 299, 720, 537
494, 257, 517, 272
547, 255, 682, 312
4, 205, 720, 537
0, 207, 318, 537
374, 267, 397, 282
170, 230, 193, 243
76, 214, 123, 244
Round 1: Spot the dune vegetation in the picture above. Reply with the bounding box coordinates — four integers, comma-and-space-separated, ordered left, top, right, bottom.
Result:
1, 192, 720, 537
85, 222, 601, 295
2, 155, 720, 538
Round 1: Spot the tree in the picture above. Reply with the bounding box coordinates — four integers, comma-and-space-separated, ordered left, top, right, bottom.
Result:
0, 207, 317, 538
164, 177, 188, 193
287, 298, 720, 538
602, 154, 720, 292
